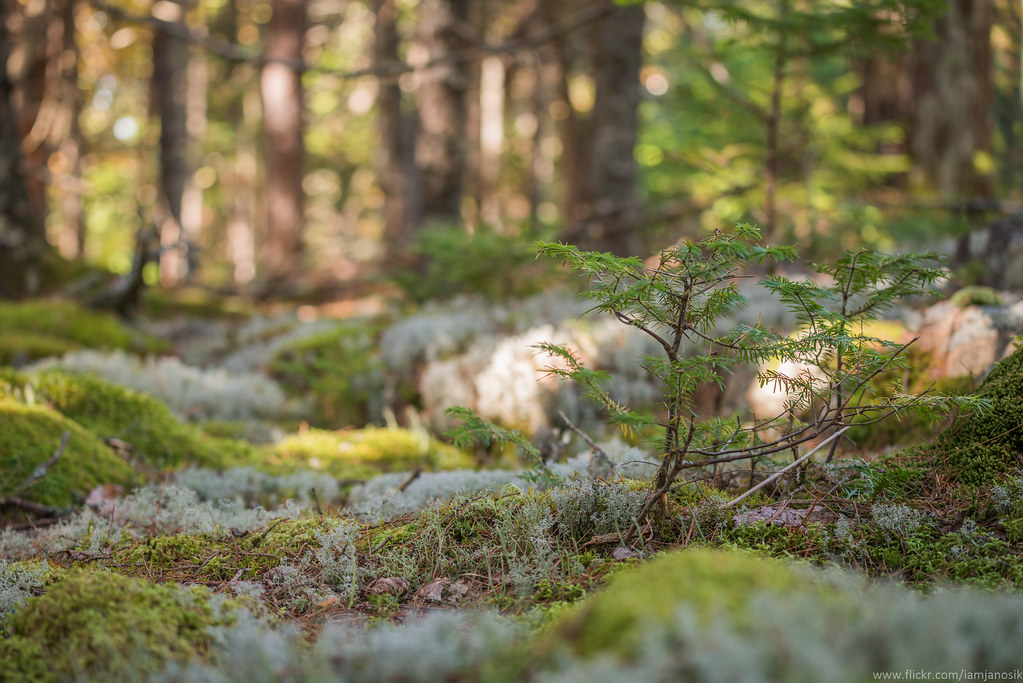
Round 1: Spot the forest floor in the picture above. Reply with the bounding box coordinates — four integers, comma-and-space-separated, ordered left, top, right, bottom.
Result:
2, 289, 1023, 682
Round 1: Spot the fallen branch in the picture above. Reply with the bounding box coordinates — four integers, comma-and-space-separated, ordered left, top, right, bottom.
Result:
558, 410, 608, 461
2, 431, 70, 502
398, 468, 424, 494
724, 427, 849, 509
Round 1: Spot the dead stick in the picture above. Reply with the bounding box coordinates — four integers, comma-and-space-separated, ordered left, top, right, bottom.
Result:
558, 410, 608, 459
398, 468, 423, 493
724, 427, 849, 509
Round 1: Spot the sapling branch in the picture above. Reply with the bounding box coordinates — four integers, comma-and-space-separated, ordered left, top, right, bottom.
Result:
533, 230, 974, 539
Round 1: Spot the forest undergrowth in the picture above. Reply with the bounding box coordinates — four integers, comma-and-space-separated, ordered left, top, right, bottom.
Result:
2, 236, 1023, 682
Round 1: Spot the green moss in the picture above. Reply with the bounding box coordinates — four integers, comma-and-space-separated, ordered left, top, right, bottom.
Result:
30, 371, 237, 470
950, 286, 1002, 307
843, 523, 1023, 589
141, 286, 252, 320
0, 401, 135, 510
268, 323, 385, 428
931, 346, 1023, 485
546, 548, 834, 659
264, 427, 474, 478
0, 570, 227, 682
0, 333, 78, 366
0, 299, 166, 363
108, 518, 341, 583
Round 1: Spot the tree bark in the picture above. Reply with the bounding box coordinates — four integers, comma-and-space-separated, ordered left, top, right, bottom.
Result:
414, 0, 472, 227
0, 0, 47, 297
565, 1, 644, 256
260, 0, 306, 283
374, 0, 414, 259
151, 0, 191, 285
909, 0, 994, 198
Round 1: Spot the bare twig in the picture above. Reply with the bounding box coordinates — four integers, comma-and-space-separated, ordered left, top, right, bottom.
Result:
398, 467, 423, 494
2, 431, 71, 504
0, 496, 69, 517
724, 427, 849, 508
558, 410, 608, 460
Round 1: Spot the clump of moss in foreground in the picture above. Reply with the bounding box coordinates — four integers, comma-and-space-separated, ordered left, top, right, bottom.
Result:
0, 400, 135, 510
0, 570, 230, 682
538, 548, 1023, 682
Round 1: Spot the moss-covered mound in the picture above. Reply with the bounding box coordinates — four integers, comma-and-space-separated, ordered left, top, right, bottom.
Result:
0, 299, 165, 365
29, 371, 241, 470
0, 570, 226, 682
931, 344, 1023, 485
546, 548, 833, 659
265, 427, 475, 479
268, 323, 385, 428
0, 401, 135, 509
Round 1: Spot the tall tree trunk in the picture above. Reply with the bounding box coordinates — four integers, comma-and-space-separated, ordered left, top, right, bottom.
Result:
54, 0, 84, 259
0, 0, 47, 296
414, 0, 472, 227
13, 0, 83, 259
151, 0, 191, 285
565, 1, 645, 256
909, 0, 994, 198
10, 0, 48, 227
260, 0, 306, 283
477, 53, 504, 229
374, 0, 413, 260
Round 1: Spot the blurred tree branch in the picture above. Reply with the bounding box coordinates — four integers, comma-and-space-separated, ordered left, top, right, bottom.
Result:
89, 0, 614, 78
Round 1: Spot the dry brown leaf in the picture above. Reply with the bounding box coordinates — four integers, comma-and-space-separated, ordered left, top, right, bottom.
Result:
366, 577, 411, 597
414, 578, 471, 604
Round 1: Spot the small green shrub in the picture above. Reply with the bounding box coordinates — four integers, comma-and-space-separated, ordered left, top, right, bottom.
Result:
269, 322, 385, 428
392, 224, 557, 304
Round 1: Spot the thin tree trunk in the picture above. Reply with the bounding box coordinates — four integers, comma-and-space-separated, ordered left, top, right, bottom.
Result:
763, 0, 788, 243
151, 0, 190, 285
374, 0, 411, 259
478, 54, 504, 229
0, 0, 47, 296
910, 0, 994, 197
11, 0, 48, 227
260, 0, 306, 283
55, 0, 84, 259
178, 33, 206, 280
414, 0, 472, 227
565, 0, 644, 256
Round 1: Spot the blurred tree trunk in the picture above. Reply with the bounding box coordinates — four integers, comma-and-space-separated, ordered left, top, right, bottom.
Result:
52, 0, 84, 260
10, 0, 47, 226
0, 0, 47, 297
12, 0, 83, 260
374, 0, 414, 260
909, 0, 994, 198
210, 0, 257, 286
151, 0, 192, 285
563, 1, 644, 256
414, 0, 472, 227
260, 0, 306, 283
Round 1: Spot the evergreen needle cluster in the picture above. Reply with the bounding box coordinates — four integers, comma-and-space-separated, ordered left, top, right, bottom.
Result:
453, 225, 989, 530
